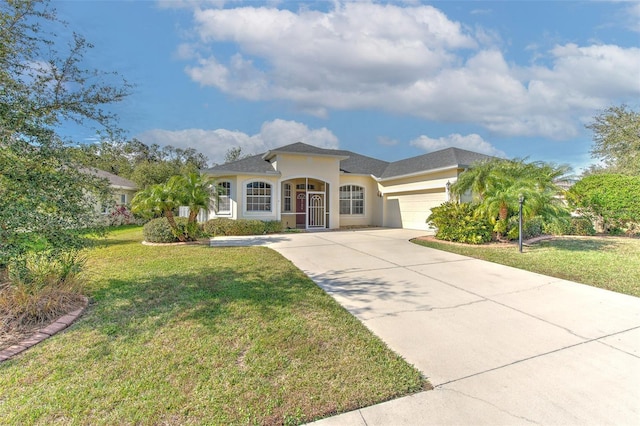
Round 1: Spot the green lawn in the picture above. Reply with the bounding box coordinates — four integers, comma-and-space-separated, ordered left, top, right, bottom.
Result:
413, 236, 640, 297
0, 227, 427, 425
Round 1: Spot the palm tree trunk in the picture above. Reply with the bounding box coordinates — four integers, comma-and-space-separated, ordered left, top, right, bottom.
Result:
165, 210, 186, 242
499, 203, 509, 221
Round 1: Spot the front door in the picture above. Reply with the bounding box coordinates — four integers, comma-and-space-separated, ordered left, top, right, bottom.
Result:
296, 192, 306, 227
308, 192, 325, 228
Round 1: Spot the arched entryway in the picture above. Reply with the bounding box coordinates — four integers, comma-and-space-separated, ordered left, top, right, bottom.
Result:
281, 178, 329, 230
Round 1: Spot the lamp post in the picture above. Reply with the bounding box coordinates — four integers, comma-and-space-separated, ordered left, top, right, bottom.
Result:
445, 181, 451, 201
518, 194, 524, 253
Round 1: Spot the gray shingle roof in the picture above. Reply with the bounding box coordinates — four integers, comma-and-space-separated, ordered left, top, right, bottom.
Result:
205, 153, 279, 175
380, 148, 493, 179
205, 143, 493, 179
84, 168, 137, 189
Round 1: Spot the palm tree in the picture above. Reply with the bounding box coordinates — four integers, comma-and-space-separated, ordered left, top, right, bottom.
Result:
451, 158, 571, 239
132, 172, 216, 242
131, 181, 185, 241
170, 172, 216, 235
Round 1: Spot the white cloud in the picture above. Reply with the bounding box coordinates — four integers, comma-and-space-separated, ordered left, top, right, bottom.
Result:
179, 2, 640, 140
135, 119, 339, 165
377, 136, 399, 146
410, 133, 506, 157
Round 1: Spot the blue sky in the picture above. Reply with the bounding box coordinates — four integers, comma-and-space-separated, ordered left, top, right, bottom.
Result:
53, 0, 640, 172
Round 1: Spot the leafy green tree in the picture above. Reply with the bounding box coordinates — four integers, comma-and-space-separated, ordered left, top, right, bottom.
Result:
586, 104, 640, 175
69, 139, 209, 188
451, 158, 571, 239
1, 0, 129, 267
567, 174, 640, 234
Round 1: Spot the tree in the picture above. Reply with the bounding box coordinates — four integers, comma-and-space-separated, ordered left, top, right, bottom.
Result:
68, 139, 210, 188
451, 158, 571, 239
131, 181, 184, 239
586, 105, 640, 175
224, 146, 250, 163
131, 172, 215, 242
1, 0, 130, 267
567, 174, 640, 234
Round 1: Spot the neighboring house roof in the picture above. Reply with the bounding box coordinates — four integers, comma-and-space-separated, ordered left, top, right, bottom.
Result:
83, 168, 138, 190
205, 142, 493, 179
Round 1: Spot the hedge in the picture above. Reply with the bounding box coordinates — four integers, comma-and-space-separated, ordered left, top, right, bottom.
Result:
203, 219, 283, 237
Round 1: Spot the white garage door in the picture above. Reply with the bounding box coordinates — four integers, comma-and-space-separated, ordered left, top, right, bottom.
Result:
386, 191, 445, 230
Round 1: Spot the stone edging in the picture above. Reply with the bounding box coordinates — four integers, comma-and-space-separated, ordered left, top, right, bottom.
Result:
0, 296, 89, 363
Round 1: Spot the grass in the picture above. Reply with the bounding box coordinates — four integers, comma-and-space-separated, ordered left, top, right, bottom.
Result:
413, 236, 640, 297
0, 227, 427, 425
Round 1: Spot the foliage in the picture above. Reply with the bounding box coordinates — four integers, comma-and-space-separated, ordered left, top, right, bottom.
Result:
1, 0, 128, 269
567, 174, 640, 234
1, 250, 86, 330
223, 146, 251, 164
426, 202, 492, 244
586, 104, 640, 175
142, 217, 196, 243
569, 218, 596, 236
133, 172, 215, 242
69, 139, 209, 188
505, 216, 544, 241
101, 205, 140, 227
203, 218, 283, 237
451, 157, 571, 239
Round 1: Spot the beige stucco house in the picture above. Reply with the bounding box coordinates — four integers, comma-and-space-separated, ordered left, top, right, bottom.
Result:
85, 168, 138, 212
203, 142, 491, 231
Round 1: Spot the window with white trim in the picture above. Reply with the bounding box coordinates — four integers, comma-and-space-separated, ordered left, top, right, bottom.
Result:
246, 181, 272, 212
283, 183, 292, 212
217, 181, 231, 214
339, 185, 364, 215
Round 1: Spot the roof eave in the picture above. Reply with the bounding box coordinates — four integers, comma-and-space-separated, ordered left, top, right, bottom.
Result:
205, 170, 281, 177
378, 165, 464, 182
263, 150, 349, 161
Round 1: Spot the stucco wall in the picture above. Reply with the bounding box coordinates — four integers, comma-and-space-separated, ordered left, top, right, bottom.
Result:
338, 174, 383, 228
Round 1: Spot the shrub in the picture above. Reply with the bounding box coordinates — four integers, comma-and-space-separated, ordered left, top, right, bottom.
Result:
569, 217, 596, 236
567, 174, 640, 234
1, 251, 86, 330
102, 205, 142, 227
203, 218, 283, 237
506, 216, 544, 240
427, 202, 492, 244
143, 217, 176, 243
543, 218, 571, 236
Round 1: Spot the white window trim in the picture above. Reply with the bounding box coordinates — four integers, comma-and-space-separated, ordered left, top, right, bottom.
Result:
216, 181, 232, 216
283, 183, 292, 212
339, 184, 365, 216
244, 180, 273, 214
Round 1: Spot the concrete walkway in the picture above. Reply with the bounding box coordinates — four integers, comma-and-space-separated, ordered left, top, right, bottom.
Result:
212, 229, 640, 425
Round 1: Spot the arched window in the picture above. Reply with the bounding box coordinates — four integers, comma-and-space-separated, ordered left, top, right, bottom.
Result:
217, 181, 231, 214
245, 181, 272, 212
339, 185, 364, 215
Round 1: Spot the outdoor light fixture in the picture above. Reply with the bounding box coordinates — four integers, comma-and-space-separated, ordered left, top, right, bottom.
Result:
518, 195, 524, 253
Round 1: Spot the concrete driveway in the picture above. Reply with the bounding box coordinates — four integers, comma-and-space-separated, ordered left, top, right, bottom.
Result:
213, 229, 640, 424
